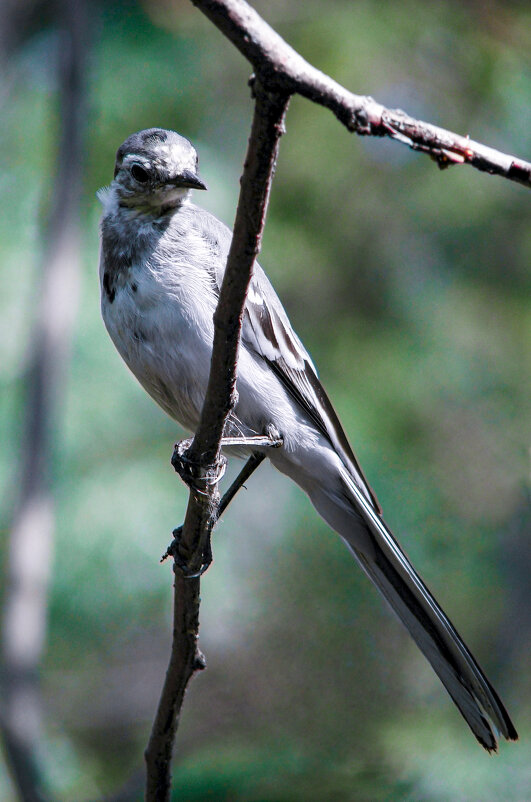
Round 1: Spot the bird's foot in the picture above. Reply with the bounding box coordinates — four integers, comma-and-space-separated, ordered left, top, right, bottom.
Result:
171, 438, 227, 495
165, 427, 282, 576
161, 525, 213, 578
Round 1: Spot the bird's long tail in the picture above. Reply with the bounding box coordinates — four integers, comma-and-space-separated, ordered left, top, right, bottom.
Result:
327, 468, 518, 751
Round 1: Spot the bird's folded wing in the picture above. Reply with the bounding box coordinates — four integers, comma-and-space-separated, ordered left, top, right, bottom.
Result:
193, 202, 380, 512
242, 264, 381, 513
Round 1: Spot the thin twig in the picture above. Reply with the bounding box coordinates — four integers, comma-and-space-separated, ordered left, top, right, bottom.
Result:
191, 0, 531, 188
215, 452, 266, 520
144, 82, 290, 801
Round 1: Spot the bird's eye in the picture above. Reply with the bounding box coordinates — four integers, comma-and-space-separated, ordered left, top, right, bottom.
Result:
130, 163, 150, 183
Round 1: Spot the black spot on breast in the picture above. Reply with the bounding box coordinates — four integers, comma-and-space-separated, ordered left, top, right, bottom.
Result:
103, 272, 115, 304
131, 282, 138, 293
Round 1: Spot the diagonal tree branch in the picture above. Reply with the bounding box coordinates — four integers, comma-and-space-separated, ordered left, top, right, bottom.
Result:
144, 81, 290, 801
192, 0, 531, 187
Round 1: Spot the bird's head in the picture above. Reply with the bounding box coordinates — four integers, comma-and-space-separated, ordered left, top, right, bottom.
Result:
110, 128, 207, 213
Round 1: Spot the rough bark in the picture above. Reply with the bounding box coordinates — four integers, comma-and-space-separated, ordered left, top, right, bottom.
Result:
144, 82, 290, 801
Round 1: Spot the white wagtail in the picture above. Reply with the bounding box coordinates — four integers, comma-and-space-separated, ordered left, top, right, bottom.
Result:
98, 128, 517, 751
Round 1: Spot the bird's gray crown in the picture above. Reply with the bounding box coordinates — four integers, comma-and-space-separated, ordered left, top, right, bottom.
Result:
114, 129, 197, 176
110, 127, 207, 213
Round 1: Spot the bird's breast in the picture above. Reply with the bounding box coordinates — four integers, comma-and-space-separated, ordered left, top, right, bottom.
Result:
100, 251, 216, 431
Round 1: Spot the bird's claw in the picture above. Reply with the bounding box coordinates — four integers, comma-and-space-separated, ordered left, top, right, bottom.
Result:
161, 525, 213, 578
171, 438, 227, 495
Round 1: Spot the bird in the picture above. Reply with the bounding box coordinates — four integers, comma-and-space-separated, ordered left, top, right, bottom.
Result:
98, 127, 517, 752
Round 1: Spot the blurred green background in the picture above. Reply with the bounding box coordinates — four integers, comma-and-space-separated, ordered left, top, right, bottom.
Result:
1, 0, 530, 799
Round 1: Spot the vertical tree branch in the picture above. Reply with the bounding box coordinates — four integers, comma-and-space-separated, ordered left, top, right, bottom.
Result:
0, 1, 89, 798
188, 82, 290, 465
144, 81, 290, 801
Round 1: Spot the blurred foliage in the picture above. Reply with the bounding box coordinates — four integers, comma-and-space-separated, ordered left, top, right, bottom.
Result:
1, 0, 530, 799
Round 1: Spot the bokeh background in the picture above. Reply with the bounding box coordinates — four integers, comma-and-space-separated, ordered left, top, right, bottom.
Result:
1, 0, 530, 799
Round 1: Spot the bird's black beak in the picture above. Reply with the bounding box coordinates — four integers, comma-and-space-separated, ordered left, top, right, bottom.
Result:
175, 169, 208, 191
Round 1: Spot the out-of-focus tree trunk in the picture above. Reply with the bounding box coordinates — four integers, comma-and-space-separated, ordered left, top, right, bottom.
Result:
0, 1, 89, 798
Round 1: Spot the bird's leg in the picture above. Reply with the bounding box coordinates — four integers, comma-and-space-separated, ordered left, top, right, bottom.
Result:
164, 453, 264, 574
163, 426, 282, 574
170, 424, 282, 485
216, 424, 283, 450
